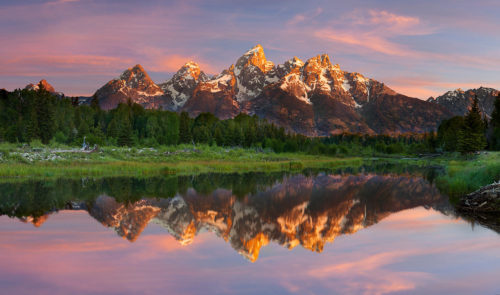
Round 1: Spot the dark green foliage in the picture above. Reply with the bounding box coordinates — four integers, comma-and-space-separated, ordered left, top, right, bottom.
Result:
35, 83, 55, 144
490, 94, 500, 149
438, 116, 464, 151
0, 88, 441, 156
457, 96, 487, 154
179, 112, 192, 144
117, 119, 133, 147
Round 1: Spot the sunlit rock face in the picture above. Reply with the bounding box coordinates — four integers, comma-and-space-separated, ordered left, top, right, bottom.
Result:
95, 64, 167, 110
70, 174, 445, 262
24, 79, 56, 93
159, 62, 209, 111
182, 66, 240, 119
90, 45, 453, 135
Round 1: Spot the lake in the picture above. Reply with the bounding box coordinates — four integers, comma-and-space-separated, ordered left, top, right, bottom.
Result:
0, 169, 499, 295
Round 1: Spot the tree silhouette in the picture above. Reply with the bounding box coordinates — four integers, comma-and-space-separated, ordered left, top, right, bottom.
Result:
457, 96, 486, 154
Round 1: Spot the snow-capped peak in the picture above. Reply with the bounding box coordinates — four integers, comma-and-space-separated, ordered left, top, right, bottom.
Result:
244, 44, 265, 56
120, 64, 148, 80
175, 61, 207, 81
24, 79, 56, 93
159, 61, 209, 110
235, 44, 270, 75
233, 44, 274, 102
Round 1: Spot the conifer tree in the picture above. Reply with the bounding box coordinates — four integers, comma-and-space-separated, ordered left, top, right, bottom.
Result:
25, 109, 39, 142
117, 119, 133, 147
35, 82, 55, 144
490, 93, 500, 149
179, 112, 192, 144
458, 96, 487, 154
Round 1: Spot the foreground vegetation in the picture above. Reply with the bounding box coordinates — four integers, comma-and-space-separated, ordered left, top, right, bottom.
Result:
435, 152, 500, 200
0, 143, 370, 179
2, 140, 500, 212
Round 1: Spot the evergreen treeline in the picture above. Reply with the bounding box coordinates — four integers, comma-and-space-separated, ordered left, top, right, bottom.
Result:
437, 95, 500, 154
0, 82, 472, 155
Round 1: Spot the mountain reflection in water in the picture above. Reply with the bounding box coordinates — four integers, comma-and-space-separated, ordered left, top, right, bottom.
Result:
0, 170, 455, 262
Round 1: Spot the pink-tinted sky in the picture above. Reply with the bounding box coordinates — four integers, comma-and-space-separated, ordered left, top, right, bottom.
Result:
0, 0, 499, 98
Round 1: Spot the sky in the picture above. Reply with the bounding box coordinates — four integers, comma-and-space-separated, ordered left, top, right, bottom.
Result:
0, 0, 499, 99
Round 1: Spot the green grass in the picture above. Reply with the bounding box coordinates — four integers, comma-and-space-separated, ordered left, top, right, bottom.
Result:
0, 144, 368, 179
436, 152, 500, 199
3, 142, 500, 202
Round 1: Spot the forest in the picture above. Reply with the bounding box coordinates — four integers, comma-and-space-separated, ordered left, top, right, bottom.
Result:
0, 83, 498, 156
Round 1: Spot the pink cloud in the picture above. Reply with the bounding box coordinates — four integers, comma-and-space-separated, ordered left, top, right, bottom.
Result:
46, 0, 81, 5
315, 29, 417, 57
366, 10, 420, 28
287, 7, 323, 26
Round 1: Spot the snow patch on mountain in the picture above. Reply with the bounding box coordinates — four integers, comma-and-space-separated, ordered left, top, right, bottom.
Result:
203, 73, 233, 93
280, 73, 312, 104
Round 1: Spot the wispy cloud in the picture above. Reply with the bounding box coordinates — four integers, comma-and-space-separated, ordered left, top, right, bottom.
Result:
46, 0, 81, 5
287, 7, 323, 26
310, 9, 434, 58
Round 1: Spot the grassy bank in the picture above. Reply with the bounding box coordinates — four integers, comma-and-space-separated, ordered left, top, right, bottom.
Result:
3, 143, 500, 202
436, 152, 500, 199
0, 143, 370, 179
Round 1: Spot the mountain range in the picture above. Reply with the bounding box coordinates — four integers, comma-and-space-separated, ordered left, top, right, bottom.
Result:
23, 45, 499, 136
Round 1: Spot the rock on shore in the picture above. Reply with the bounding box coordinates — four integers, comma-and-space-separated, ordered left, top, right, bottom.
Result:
459, 182, 500, 212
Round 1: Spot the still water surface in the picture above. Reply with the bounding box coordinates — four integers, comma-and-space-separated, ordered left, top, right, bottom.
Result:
0, 170, 499, 294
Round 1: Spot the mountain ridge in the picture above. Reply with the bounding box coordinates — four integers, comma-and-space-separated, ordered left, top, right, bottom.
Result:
17, 45, 499, 135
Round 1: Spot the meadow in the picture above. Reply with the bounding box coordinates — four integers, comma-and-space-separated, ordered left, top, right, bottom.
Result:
1, 142, 499, 202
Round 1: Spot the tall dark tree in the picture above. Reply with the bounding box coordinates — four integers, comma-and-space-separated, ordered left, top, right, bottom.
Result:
489, 93, 500, 149
35, 82, 55, 144
437, 116, 464, 151
179, 112, 192, 144
457, 96, 487, 154
117, 119, 133, 147
25, 109, 39, 143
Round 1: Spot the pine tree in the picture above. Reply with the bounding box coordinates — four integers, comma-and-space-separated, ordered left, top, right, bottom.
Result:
25, 108, 39, 142
458, 96, 487, 154
179, 112, 192, 144
214, 125, 224, 146
117, 119, 133, 147
490, 93, 500, 149
35, 82, 55, 144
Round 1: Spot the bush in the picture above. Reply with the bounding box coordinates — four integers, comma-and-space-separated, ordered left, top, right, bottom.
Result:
53, 131, 68, 144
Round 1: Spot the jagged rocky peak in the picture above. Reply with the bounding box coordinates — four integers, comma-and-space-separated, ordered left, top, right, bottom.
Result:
284, 56, 304, 70
24, 79, 56, 93
118, 64, 159, 90
235, 44, 271, 74
275, 56, 304, 77
175, 61, 208, 81
301, 54, 339, 95
198, 65, 236, 93
304, 54, 334, 71
234, 44, 275, 102
94, 64, 165, 110
160, 61, 209, 110
427, 86, 500, 116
